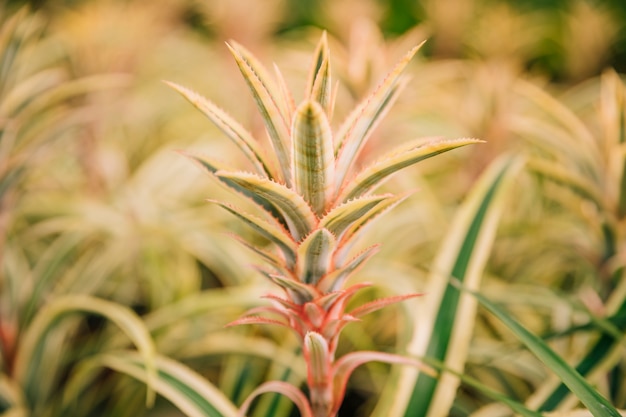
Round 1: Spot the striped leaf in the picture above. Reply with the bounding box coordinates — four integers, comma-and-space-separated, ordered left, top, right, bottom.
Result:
215, 171, 317, 241
211, 200, 296, 268
319, 194, 391, 238
269, 274, 320, 305
318, 245, 379, 293
273, 63, 296, 122
383, 154, 524, 417
334, 43, 424, 188
456, 284, 623, 417
13, 295, 157, 408
297, 228, 337, 285
165, 81, 275, 179
305, 32, 332, 115
338, 137, 482, 202
292, 100, 335, 215
226, 41, 292, 185
96, 352, 239, 417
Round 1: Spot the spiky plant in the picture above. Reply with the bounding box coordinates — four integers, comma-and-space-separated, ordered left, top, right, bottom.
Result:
168, 33, 479, 417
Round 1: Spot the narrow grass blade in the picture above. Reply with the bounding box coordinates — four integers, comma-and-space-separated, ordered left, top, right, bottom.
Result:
385, 154, 524, 417
226, 41, 292, 185
165, 81, 275, 178
96, 352, 238, 417
292, 100, 335, 215
215, 171, 317, 241
455, 284, 622, 417
338, 137, 482, 202
14, 295, 157, 407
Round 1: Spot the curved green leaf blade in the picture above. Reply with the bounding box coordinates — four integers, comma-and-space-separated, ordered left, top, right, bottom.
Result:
384, 154, 524, 417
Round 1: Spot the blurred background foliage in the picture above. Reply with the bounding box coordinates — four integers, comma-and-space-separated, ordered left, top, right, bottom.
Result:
1, 0, 626, 416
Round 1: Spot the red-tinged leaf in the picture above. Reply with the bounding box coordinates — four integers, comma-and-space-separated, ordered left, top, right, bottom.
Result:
225, 315, 289, 329
318, 245, 380, 293
211, 200, 297, 268
349, 293, 423, 318
337, 137, 482, 202
331, 352, 435, 416
226, 41, 292, 185
262, 293, 299, 311
165, 81, 276, 179
321, 315, 361, 345
304, 302, 325, 328
215, 171, 318, 241
324, 283, 372, 321
237, 381, 314, 417
304, 332, 333, 416
226, 233, 289, 273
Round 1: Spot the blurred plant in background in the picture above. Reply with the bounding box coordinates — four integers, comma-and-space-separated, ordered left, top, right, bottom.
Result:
1, 0, 626, 416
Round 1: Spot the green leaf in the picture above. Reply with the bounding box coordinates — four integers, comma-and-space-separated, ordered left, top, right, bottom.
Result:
318, 245, 379, 293
165, 81, 275, 179
215, 171, 317, 241
385, 154, 524, 417
227, 41, 292, 185
454, 283, 622, 417
292, 100, 335, 215
90, 352, 238, 417
334, 43, 423, 189
297, 228, 336, 285
14, 295, 157, 408
338, 137, 482, 202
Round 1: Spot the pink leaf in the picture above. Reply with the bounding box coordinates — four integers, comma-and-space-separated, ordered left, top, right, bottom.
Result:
237, 381, 314, 417
349, 293, 423, 318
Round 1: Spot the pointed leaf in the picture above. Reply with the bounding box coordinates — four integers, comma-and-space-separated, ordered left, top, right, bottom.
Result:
306, 32, 332, 115
238, 381, 314, 417
211, 200, 296, 268
226, 41, 292, 185
165, 81, 275, 178
297, 228, 337, 285
293, 100, 335, 215
392, 155, 525, 417
304, 332, 333, 416
332, 351, 433, 417
318, 245, 380, 293
320, 194, 391, 238
269, 274, 320, 304
273, 63, 296, 122
215, 171, 317, 241
454, 282, 622, 417
349, 293, 423, 318
334, 44, 424, 188
225, 315, 290, 329
338, 137, 482, 202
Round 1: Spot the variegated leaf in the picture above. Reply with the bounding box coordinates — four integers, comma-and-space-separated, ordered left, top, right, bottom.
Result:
297, 228, 337, 285
304, 331, 332, 416
226, 233, 289, 272
273, 63, 296, 122
338, 137, 482, 202
318, 245, 380, 293
211, 200, 296, 268
269, 274, 320, 304
183, 153, 286, 225
319, 194, 391, 238
165, 81, 275, 179
306, 32, 332, 115
215, 171, 317, 241
226, 41, 292, 185
238, 381, 314, 417
293, 100, 335, 215
349, 293, 423, 318
334, 43, 424, 187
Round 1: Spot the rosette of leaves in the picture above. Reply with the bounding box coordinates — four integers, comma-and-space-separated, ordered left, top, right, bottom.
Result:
168, 33, 479, 417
